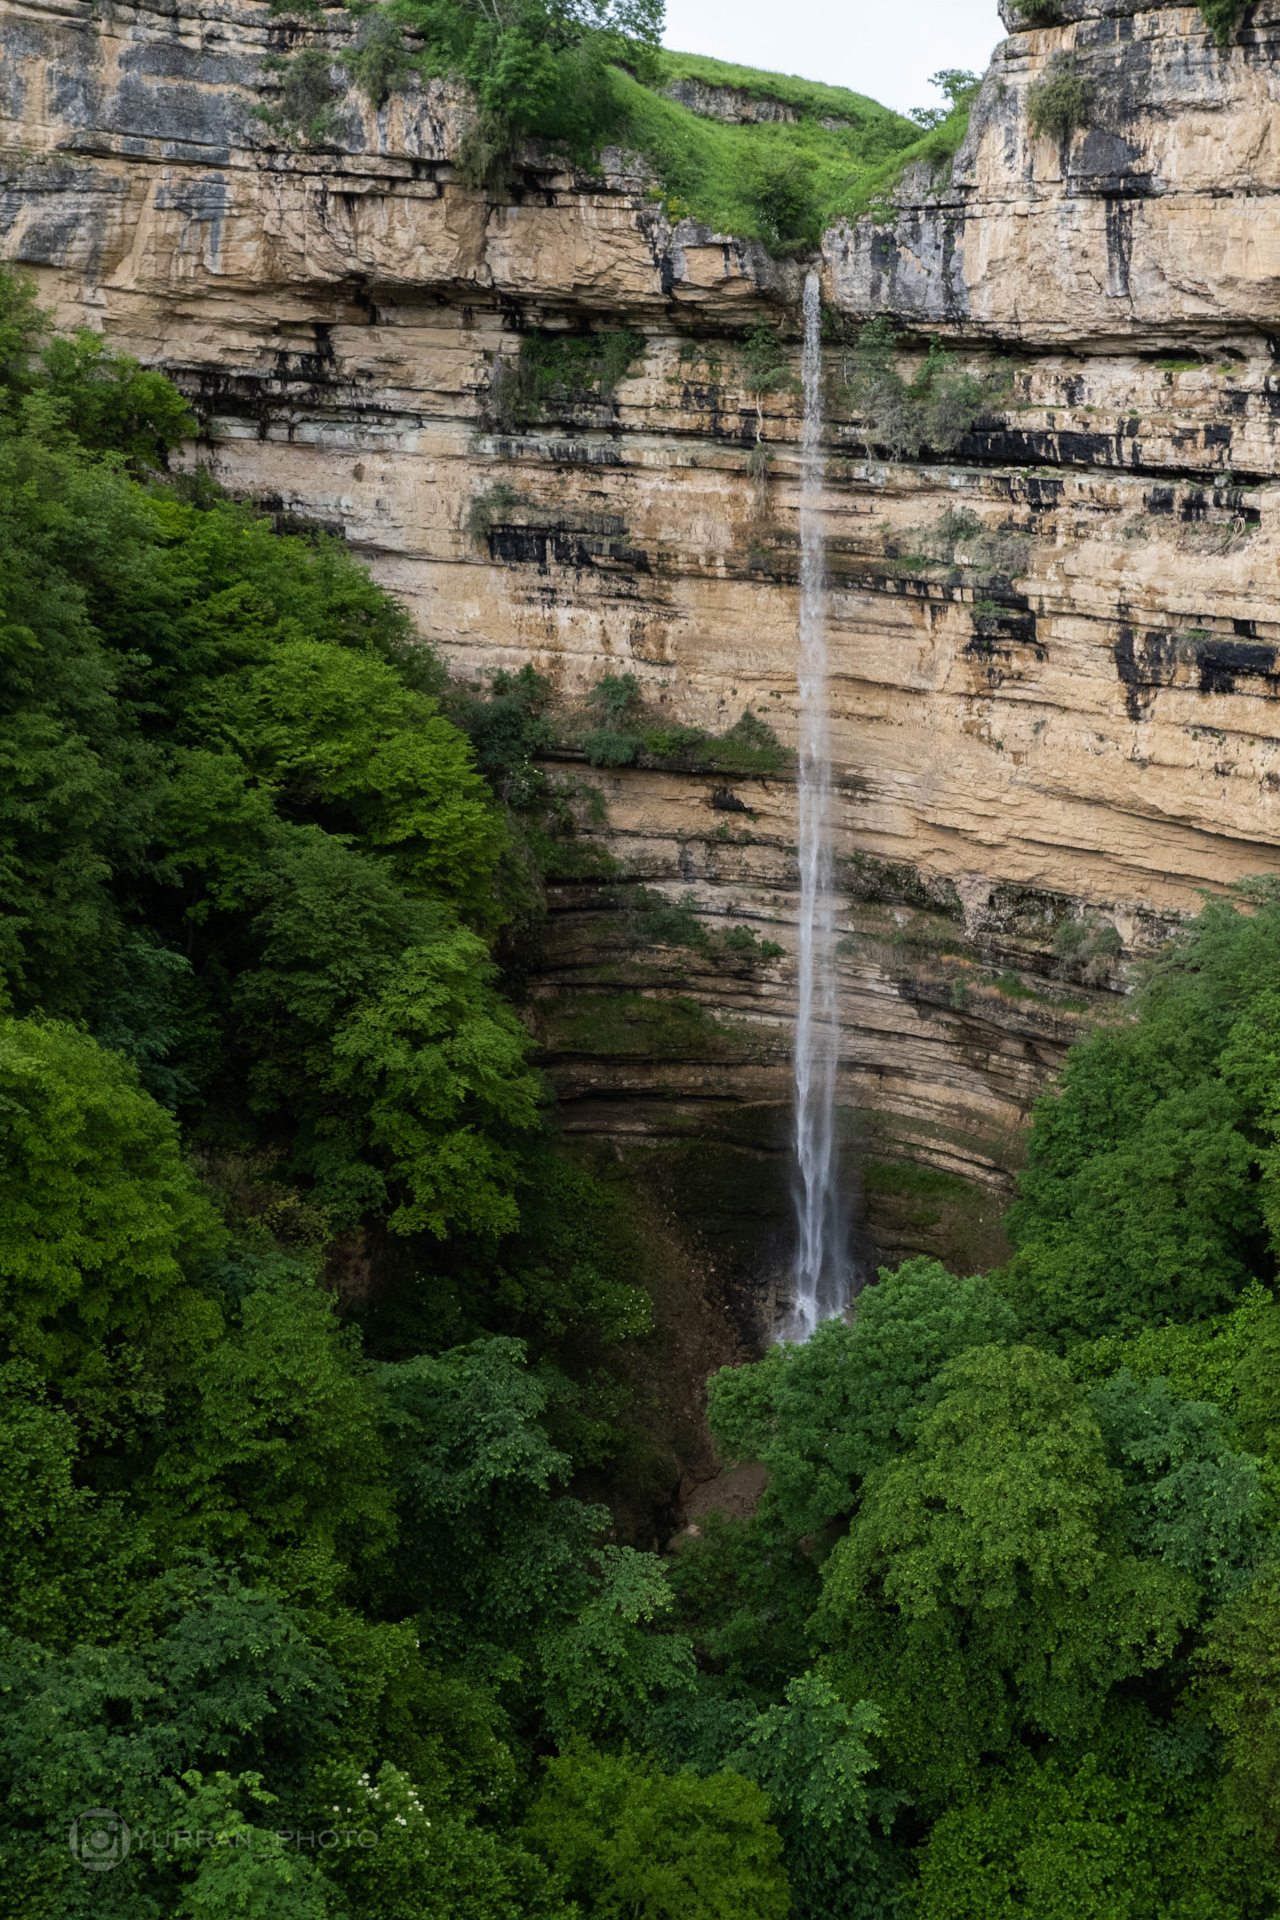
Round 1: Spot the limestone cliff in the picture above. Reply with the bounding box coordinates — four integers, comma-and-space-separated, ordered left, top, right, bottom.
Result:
5, 0, 1280, 1332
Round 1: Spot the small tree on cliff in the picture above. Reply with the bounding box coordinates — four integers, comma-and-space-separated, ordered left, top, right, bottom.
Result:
844, 319, 1008, 460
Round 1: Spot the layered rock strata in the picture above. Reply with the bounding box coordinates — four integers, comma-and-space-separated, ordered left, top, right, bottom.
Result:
5, 0, 1280, 1329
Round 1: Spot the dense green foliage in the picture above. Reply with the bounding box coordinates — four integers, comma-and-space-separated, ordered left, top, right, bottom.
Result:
543, 669, 794, 775
525, 1743, 790, 1919
1198, 0, 1246, 44
487, 329, 646, 434
0, 274, 543, 1252
1003, 887, 1280, 1342
380, 0, 664, 181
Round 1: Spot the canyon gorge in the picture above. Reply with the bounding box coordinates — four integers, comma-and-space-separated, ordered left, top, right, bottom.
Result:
5, 0, 1280, 1339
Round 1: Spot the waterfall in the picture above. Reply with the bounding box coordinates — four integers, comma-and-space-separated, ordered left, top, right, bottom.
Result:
789, 270, 845, 1341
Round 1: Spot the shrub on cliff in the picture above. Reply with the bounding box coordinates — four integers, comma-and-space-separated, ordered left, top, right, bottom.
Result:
579, 670, 644, 766
487, 328, 646, 432
703, 709, 792, 775
345, 8, 412, 106
257, 47, 347, 146
1052, 912, 1123, 986
1027, 51, 1092, 144
569, 676, 793, 775
844, 319, 1010, 460
0, 265, 193, 466
1199, 0, 1246, 42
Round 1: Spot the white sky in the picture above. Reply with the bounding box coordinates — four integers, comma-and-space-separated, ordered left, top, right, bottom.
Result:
661, 0, 1006, 120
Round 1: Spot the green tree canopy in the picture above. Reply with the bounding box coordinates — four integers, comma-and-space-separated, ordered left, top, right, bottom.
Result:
817, 1344, 1194, 1802
0, 1015, 223, 1411
0, 1574, 342, 1915
678, 1259, 1018, 1692
523, 1741, 790, 1920
1092, 1367, 1266, 1604
0, 1362, 152, 1647
1196, 1569, 1280, 1846
709, 1256, 1016, 1540
914, 1751, 1275, 1920
148, 1259, 396, 1596
725, 1673, 905, 1920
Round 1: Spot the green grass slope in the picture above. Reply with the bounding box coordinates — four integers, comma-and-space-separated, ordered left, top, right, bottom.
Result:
841, 100, 975, 219
652, 48, 913, 127
608, 55, 968, 253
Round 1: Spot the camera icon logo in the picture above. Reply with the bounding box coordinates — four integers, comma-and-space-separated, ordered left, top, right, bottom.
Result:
69, 1808, 131, 1872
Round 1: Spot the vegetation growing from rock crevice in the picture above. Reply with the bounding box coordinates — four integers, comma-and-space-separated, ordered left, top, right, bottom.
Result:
563, 671, 794, 775
487, 328, 647, 433
845, 321, 1012, 460
1027, 51, 1092, 143
882, 504, 1032, 585
740, 322, 801, 510
533, 988, 754, 1059
621, 887, 785, 970
1052, 912, 1123, 987
255, 47, 347, 147
1199, 0, 1247, 42
344, 7, 413, 105
464, 479, 528, 545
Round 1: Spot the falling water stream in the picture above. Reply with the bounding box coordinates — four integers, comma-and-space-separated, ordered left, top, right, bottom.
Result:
789, 270, 846, 1340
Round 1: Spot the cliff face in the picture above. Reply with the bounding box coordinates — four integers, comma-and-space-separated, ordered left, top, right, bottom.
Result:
835, 0, 1280, 345
6, 0, 1280, 1332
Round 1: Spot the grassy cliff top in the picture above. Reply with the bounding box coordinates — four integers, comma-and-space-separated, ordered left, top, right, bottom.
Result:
610, 59, 962, 254
652, 49, 916, 128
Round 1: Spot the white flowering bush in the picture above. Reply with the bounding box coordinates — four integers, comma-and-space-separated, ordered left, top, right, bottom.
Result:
312, 1762, 569, 1920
